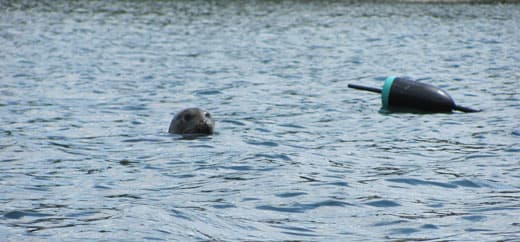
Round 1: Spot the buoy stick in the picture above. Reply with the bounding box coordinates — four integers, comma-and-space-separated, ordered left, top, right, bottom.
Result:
453, 105, 480, 113
347, 84, 382, 94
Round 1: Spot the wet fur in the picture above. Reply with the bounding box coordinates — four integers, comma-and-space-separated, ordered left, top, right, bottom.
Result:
168, 108, 215, 135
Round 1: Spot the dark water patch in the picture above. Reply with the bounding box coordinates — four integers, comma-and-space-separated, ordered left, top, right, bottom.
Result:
222, 176, 251, 181
218, 165, 254, 171
462, 215, 487, 222
275, 192, 307, 198
400, 211, 469, 220
4, 210, 54, 220
119, 159, 137, 166
22, 222, 78, 233
105, 194, 141, 199
23, 184, 54, 192
373, 220, 407, 227
1, 129, 13, 137
0, 158, 18, 163
166, 173, 196, 179
370, 166, 410, 176
120, 104, 148, 111
390, 227, 420, 235
67, 211, 113, 223
47, 135, 68, 141
188, 144, 214, 148
426, 202, 444, 208
253, 153, 292, 161
313, 181, 349, 187
327, 159, 355, 169
450, 179, 483, 188
93, 184, 112, 190
170, 208, 192, 221
194, 89, 222, 96
143, 236, 166, 241
299, 176, 320, 182
386, 178, 458, 189
256, 200, 351, 213
255, 205, 305, 213
469, 206, 520, 213
4, 211, 27, 220
365, 200, 401, 208
278, 123, 305, 129
255, 127, 271, 133
505, 147, 520, 153
121, 138, 163, 143
245, 140, 279, 147
302, 200, 352, 209
280, 231, 318, 237
220, 119, 246, 126
465, 228, 493, 232
272, 225, 317, 237
241, 197, 261, 202
49, 142, 73, 149
512, 128, 520, 137
212, 204, 236, 209
66, 211, 97, 218
421, 224, 439, 229
464, 153, 500, 160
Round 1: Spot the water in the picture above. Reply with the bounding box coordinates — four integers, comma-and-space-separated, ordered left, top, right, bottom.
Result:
1, 1, 519, 241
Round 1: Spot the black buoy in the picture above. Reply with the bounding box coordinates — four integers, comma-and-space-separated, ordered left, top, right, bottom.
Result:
348, 76, 480, 113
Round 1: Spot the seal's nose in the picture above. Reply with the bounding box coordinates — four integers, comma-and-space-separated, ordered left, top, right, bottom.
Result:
200, 119, 210, 126
197, 119, 214, 134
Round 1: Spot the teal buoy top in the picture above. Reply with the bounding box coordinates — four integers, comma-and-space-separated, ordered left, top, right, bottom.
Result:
381, 76, 396, 110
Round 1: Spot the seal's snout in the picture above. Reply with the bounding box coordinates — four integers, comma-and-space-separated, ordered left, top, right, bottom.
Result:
199, 124, 214, 134
204, 116, 215, 133
196, 119, 214, 134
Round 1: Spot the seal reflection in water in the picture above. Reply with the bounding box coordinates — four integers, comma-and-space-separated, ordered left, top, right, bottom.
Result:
168, 108, 215, 135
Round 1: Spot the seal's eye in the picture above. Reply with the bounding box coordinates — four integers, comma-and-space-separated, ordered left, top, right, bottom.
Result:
205, 112, 211, 118
184, 113, 193, 121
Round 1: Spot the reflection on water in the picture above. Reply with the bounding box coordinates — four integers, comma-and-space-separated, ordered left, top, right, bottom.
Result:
1, 1, 519, 241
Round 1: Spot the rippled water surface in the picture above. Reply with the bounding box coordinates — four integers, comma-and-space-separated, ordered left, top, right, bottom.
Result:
1, 1, 519, 241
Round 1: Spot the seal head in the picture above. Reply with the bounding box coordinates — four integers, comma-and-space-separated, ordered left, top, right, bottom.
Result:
168, 108, 215, 135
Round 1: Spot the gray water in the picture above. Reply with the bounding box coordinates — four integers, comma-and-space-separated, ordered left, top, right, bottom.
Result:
1, 1, 520, 241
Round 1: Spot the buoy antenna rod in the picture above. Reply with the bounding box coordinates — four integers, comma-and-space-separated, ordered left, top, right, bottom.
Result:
347, 84, 382, 94
454, 105, 480, 113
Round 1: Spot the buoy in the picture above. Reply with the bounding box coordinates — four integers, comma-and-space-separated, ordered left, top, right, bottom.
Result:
348, 76, 480, 113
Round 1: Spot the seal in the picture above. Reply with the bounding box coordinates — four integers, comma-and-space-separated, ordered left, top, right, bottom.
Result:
168, 108, 215, 135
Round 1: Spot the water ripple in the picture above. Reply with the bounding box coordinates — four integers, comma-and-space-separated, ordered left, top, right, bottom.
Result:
365, 200, 401, 208
256, 200, 353, 213
386, 178, 458, 189
1, 1, 519, 241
